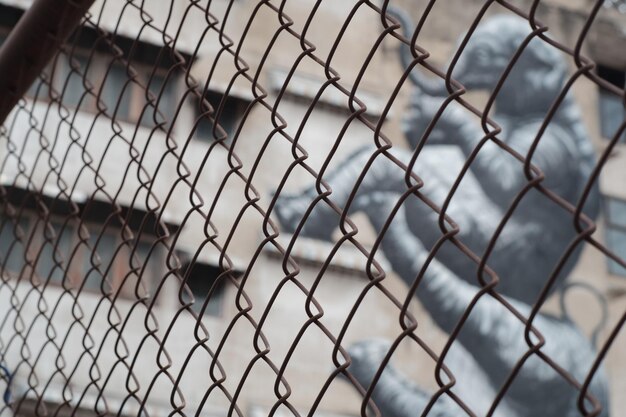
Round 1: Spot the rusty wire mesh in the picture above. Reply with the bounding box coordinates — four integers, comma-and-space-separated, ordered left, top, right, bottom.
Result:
0, 1, 625, 417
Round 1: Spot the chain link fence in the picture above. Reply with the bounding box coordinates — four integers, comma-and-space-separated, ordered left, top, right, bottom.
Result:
0, 1, 625, 416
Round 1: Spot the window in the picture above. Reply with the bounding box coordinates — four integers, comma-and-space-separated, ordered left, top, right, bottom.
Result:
0, 206, 164, 298
50, 50, 125, 116
0, 7, 185, 128
139, 71, 178, 128
27, 219, 114, 290
605, 196, 626, 276
597, 65, 625, 142
82, 227, 118, 291
76, 225, 165, 298
75, 32, 184, 128
34, 219, 77, 285
182, 262, 234, 317
0, 210, 30, 278
194, 91, 249, 143
116, 238, 159, 299
3, 21, 186, 128
99, 61, 133, 119
54, 50, 178, 127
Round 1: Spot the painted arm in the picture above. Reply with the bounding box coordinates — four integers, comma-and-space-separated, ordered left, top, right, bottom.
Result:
369, 202, 602, 413
347, 340, 463, 417
274, 146, 415, 241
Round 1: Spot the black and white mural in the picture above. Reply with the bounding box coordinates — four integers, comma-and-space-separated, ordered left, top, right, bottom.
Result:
274, 7, 609, 417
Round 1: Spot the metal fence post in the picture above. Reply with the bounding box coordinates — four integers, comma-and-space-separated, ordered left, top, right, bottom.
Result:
0, 0, 95, 124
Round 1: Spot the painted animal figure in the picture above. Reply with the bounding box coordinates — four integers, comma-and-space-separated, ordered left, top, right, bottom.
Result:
346, 203, 608, 416
274, 10, 600, 306
273, 9, 608, 417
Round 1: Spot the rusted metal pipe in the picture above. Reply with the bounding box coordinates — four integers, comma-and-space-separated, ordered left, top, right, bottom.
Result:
0, 0, 95, 124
